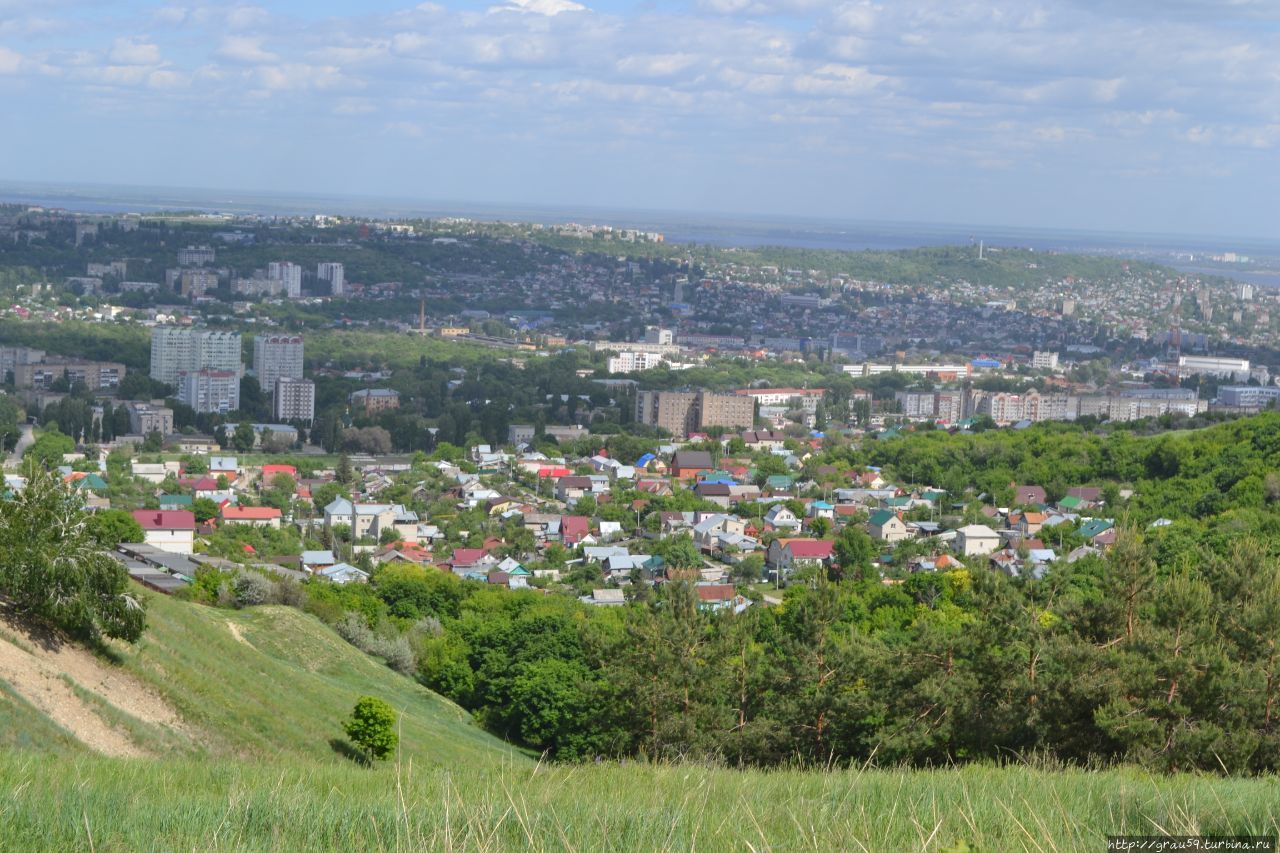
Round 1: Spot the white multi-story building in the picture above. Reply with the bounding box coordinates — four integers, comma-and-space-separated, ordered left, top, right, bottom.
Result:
267, 261, 303, 298
177, 370, 241, 414
150, 328, 243, 387
317, 262, 345, 296
252, 334, 304, 393
274, 377, 315, 422
1217, 386, 1280, 410
643, 326, 673, 346
607, 351, 666, 373
1178, 355, 1250, 382
1031, 351, 1060, 370
177, 246, 215, 266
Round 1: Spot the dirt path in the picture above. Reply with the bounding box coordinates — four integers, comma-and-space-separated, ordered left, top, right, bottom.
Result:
0, 609, 192, 756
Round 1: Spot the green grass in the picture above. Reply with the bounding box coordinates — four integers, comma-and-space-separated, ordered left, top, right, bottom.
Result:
0, 681, 80, 754
105, 593, 526, 768
0, 756, 1276, 851
3, 594, 1279, 849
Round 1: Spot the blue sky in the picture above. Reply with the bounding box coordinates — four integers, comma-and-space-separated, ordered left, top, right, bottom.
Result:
1, 1, 1278, 238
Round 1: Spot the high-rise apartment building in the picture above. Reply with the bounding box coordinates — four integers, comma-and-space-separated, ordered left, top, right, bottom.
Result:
273, 377, 316, 422
177, 370, 240, 414
252, 334, 304, 393
268, 262, 303, 298
634, 390, 754, 437
317, 262, 345, 296
150, 328, 242, 387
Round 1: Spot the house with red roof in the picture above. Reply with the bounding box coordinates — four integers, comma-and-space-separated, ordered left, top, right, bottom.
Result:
561, 515, 591, 546
765, 537, 834, 574
694, 584, 747, 612
220, 505, 283, 529
261, 464, 297, 482
447, 547, 499, 577
130, 509, 196, 555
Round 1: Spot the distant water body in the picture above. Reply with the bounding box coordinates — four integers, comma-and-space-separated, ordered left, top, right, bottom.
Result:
3, 180, 1279, 276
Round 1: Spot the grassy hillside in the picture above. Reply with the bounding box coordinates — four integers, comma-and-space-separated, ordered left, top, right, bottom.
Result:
0, 591, 525, 768
1, 756, 1277, 850
2, 594, 1278, 849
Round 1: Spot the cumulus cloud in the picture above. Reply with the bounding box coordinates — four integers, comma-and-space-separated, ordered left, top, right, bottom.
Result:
488, 0, 587, 15
7, 0, 1280, 233
216, 35, 278, 64
108, 37, 162, 66
0, 46, 21, 74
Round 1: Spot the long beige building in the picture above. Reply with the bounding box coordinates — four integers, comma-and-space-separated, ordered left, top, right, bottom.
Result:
634, 390, 754, 437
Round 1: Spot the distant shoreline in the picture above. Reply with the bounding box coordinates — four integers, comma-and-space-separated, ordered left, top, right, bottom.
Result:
3, 180, 1279, 265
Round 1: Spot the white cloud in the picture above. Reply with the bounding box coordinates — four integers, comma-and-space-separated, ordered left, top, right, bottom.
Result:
0, 46, 21, 74
148, 69, 189, 89
488, 0, 587, 16
384, 120, 424, 137
109, 37, 162, 66
216, 36, 278, 64
615, 53, 697, 78
256, 63, 344, 91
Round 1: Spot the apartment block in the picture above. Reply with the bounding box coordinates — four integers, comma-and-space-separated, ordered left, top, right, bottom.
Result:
150, 328, 243, 386
124, 401, 175, 436
177, 369, 241, 414
635, 390, 754, 437
607, 351, 665, 373
268, 261, 303, 298
177, 246, 215, 266
274, 377, 316, 422
349, 388, 400, 413
253, 334, 304, 392
317, 262, 345, 296
13, 358, 125, 391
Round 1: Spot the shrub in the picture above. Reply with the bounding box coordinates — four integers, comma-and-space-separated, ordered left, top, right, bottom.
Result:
344, 696, 398, 762
233, 573, 277, 607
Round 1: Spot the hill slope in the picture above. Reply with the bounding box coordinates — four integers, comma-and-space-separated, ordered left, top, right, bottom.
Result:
0, 592, 525, 768
1, 594, 1278, 849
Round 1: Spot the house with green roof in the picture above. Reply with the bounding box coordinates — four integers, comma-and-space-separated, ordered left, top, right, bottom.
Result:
1056, 495, 1084, 512
867, 509, 909, 542
1079, 519, 1115, 541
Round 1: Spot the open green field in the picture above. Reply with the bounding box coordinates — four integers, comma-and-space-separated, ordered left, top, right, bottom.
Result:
1, 594, 1277, 850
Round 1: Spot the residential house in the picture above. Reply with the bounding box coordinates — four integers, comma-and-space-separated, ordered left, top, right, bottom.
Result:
555, 476, 594, 504
694, 584, 745, 612
740, 430, 787, 451
448, 548, 499, 577
1011, 483, 1047, 506
1018, 512, 1047, 538
955, 524, 1001, 556
671, 449, 714, 479
220, 505, 282, 528
584, 588, 626, 606
561, 515, 591, 546
766, 538, 834, 573
130, 510, 196, 555
763, 504, 800, 531
694, 481, 733, 508
808, 500, 835, 521
301, 550, 337, 572
317, 562, 369, 584
867, 509, 909, 543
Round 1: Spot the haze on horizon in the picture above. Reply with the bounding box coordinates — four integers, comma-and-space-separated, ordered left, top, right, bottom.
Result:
0, 1, 1277, 240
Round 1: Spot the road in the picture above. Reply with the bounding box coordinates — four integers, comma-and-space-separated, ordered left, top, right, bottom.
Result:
5, 424, 34, 469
